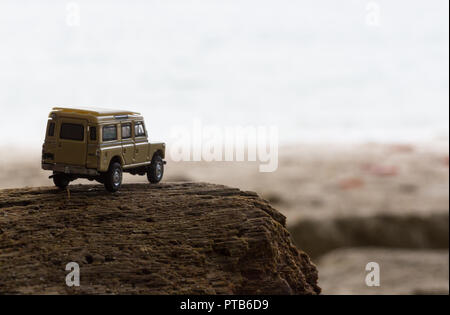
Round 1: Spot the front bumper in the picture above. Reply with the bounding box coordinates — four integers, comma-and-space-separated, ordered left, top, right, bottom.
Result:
42, 163, 99, 176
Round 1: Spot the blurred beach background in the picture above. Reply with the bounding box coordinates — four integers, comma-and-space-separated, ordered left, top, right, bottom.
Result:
0, 0, 448, 294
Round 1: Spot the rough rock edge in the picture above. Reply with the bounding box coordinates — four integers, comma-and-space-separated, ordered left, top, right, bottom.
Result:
0, 182, 320, 295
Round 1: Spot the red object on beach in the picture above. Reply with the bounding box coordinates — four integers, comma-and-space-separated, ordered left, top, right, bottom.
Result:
369, 165, 399, 177
442, 156, 449, 167
361, 163, 399, 177
388, 144, 415, 153
338, 177, 365, 190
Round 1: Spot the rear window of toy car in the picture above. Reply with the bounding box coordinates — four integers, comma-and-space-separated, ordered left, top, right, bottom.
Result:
60, 123, 84, 141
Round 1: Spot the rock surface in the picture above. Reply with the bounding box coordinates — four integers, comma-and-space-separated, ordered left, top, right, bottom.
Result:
0, 183, 320, 295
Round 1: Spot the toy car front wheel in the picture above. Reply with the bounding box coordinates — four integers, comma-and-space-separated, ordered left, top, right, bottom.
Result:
147, 155, 164, 183
53, 174, 70, 189
104, 162, 123, 192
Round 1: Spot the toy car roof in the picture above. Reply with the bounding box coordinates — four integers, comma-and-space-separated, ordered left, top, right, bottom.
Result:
52, 107, 141, 117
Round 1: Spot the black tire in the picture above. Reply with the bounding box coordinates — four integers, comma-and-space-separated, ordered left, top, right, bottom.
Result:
147, 155, 164, 184
104, 162, 123, 192
53, 174, 70, 189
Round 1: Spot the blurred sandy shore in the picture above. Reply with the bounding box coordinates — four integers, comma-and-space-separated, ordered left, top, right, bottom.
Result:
166, 142, 449, 222
2, 142, 448, 219
318, 248, 449, 295
1, 141, 448, 294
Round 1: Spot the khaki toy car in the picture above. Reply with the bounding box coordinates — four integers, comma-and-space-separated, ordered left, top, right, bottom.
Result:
42, 107, 166, 192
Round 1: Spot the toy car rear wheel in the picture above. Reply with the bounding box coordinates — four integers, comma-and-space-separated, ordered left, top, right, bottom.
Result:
53, 174, 70, 189
147, 155, 164, 183
104, 162, 123, 192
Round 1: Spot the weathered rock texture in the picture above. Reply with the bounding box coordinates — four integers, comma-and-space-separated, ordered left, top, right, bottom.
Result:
0, 183, 320, 295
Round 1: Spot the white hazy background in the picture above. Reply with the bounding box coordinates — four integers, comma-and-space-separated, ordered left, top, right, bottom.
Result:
0, 0, 448, 149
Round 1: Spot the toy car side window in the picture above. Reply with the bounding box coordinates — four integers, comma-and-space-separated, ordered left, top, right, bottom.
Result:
102, 125, 117, 142
60, 123, 84, 141
89, 126, 97, 141
122, 123, 132, 139
135, 121, 146, 137
48, 122, 55, 137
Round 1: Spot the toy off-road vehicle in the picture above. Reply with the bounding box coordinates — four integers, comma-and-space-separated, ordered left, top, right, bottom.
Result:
41, 107, 166, 192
